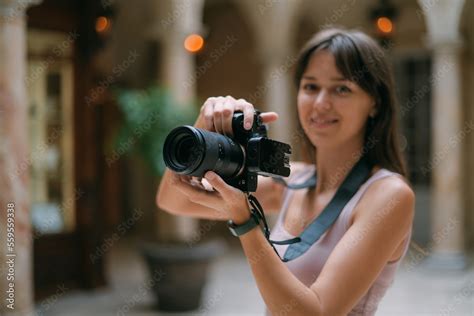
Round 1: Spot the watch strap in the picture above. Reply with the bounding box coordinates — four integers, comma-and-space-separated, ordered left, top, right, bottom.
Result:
227, 210, 260, 237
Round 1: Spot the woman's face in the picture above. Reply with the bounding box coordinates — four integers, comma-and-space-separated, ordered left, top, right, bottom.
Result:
297, 49, 376, 150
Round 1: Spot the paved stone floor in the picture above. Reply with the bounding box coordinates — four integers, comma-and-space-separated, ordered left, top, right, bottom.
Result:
36, 238, 474, 316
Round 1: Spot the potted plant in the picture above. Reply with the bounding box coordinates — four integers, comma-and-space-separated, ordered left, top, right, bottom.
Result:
114, 86, 226, 311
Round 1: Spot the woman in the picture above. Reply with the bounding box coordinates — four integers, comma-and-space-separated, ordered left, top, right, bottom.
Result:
157, 28, 414, 315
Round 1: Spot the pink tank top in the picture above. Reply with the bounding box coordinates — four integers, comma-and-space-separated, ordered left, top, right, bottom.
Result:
266, 165, 412, 316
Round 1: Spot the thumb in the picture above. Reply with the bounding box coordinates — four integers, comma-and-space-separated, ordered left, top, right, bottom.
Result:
260, 112, 278, 124
204, 171, 233, 196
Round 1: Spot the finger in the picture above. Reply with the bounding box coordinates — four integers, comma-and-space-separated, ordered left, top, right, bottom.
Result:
202, 99, 216, 131
222, 96, 235, 136
200, 178, 214, 191
189, 177, 206, 190
204, 171, 238, 199
213, 99, 225, 134
178, 175, 206, 191
235, 99, 255, 130
260, 112, 279, 124
175, 176, 222, 207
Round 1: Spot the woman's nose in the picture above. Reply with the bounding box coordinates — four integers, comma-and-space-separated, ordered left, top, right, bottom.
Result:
313, 90, 331, 111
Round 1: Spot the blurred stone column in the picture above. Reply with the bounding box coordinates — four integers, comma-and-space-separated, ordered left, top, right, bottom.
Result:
0, 0, 41, 314
161, 0, 204, 104
249, 0, 301, 146
259, 47, 296, 145
151, 0, 205, 241
419, 0, 467, 270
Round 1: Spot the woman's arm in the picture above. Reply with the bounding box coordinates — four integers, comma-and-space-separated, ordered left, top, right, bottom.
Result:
157, 161, 307, 220
175, 164, 413, 314
210, 174, 414, 315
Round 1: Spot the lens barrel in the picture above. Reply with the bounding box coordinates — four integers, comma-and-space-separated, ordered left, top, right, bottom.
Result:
163, 126, 245, 178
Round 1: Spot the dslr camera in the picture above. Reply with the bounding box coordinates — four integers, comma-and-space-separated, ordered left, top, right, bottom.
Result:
163, 110, 291, 192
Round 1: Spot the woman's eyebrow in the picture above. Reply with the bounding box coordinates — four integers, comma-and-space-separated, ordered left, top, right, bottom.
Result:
331, 77, 348, 82
301, 75, 348, 82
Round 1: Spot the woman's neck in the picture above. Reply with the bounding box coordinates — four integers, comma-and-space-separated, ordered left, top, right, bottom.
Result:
315, 139, 365, 194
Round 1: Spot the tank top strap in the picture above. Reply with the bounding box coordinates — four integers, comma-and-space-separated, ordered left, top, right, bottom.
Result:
360, 169, 402, 195
340, 168, 403, 230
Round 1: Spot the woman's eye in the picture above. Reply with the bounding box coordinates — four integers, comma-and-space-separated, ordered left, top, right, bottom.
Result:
302, 83, 318, 91
335, 85, 351, 95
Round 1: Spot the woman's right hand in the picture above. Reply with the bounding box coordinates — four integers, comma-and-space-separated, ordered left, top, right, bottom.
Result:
194, 95, 279, 135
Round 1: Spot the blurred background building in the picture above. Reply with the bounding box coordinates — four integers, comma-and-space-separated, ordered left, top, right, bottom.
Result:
0, 0, 473, 314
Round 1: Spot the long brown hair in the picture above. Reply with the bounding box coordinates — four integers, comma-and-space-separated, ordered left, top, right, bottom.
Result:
294, 28, 408, 178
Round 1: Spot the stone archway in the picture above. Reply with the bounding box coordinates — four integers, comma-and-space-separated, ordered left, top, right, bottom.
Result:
197, 0, 263, 107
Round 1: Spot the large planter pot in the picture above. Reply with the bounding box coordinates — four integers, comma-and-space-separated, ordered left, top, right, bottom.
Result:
140, 240, 226, 312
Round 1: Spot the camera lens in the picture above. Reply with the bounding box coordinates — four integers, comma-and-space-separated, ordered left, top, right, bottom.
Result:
175, 135, 196, 166
163, 125, 245, 178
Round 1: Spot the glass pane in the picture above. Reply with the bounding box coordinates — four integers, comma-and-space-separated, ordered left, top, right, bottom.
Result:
27, 30, 75, 235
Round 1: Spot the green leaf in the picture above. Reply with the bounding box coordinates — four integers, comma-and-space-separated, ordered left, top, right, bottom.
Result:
114, 86, 198, 177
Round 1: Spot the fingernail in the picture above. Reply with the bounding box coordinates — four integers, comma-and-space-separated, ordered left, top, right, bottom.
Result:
245, 122, 251, 129
205, 171, 215, 180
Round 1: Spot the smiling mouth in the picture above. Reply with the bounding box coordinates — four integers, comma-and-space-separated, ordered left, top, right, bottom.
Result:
310, 118, 339, 127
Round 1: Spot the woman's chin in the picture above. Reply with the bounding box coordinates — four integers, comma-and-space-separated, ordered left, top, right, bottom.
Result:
312, 137, 341, 150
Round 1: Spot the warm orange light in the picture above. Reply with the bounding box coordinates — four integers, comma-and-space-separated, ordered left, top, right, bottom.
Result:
376, 17, 393, 34
95, 16, 111, 34
184, 34, 204, 53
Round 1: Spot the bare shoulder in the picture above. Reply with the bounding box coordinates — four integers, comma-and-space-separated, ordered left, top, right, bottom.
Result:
366, 173, 414, 206
352, 172, 415, 225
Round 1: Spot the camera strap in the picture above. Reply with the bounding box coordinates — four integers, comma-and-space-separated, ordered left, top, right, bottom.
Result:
272, 174, 317, 190
246, 194, 302, 260
252, 155, 372, 262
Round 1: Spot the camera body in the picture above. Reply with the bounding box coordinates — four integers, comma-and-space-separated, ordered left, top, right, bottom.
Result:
228, 111, 291, 191
163, 110, 291, 192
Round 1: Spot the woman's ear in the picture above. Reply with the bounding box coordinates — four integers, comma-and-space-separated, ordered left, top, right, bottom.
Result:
369, 102, 377, 118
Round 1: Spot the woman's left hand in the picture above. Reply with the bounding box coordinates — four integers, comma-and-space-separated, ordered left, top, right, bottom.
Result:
173, 171, 251, 224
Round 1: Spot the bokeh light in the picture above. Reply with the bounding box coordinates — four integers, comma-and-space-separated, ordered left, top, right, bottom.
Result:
376, 17, 393, 34
95, 16, 111, 34
184, 34, 204, 53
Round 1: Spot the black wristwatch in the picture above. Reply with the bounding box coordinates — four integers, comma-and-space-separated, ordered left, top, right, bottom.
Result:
227, 209, 260, 237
